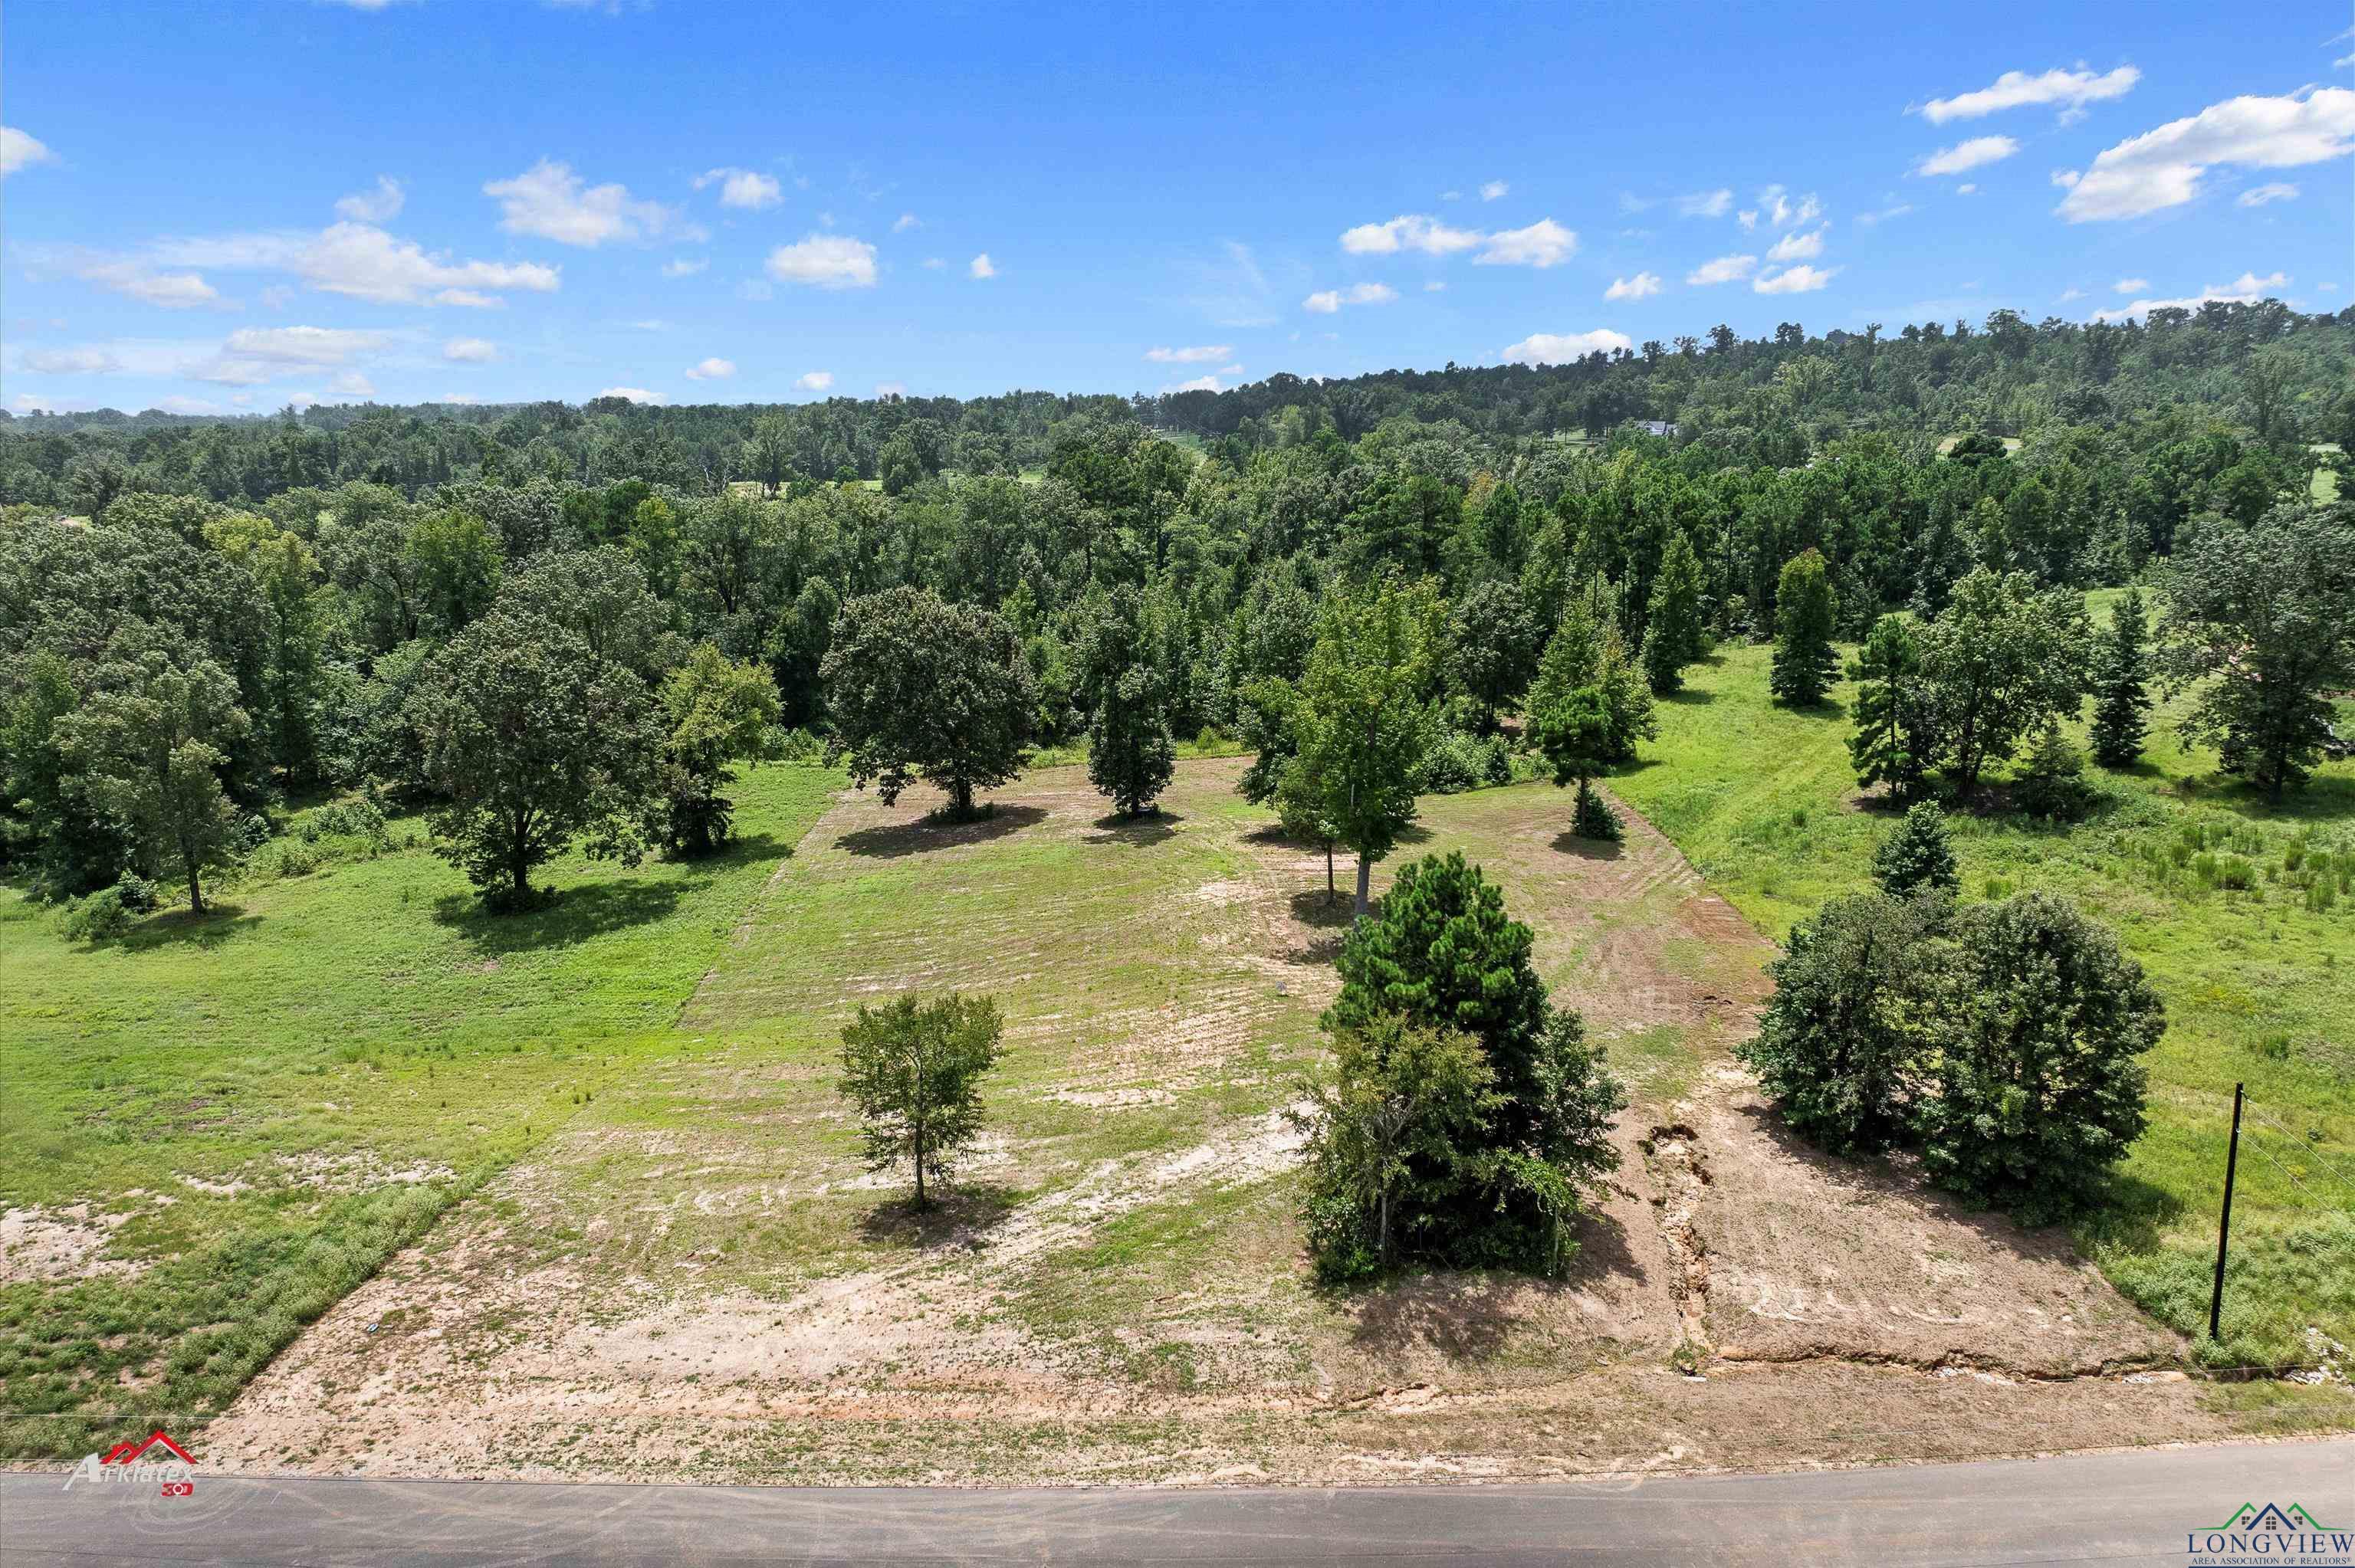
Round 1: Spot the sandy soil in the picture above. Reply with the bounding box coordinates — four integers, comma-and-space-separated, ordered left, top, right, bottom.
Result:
197, 766, 2246, 1484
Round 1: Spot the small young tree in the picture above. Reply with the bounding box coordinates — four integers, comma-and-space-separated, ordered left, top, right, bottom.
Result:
1917, 893, 2164, 1221
2087, 586, 2152, 769
1769, 549, 1838, 707
837, 992, 1005, 1209
1293, 1013, 1500, 1279
405, 610, 665, 907
1848, 613, 1931, 798
54, 641, 251, 916
1078, 586, 1177, 816
1872, 801, 1959, 897
1738, 890, 1945, 1156
822, 586, 1036, 818
1915, 567, 2090, 796
1293, 576, 1440, 918
1526, 597, 1644, 839
659, 644, 780, 855
1642, 531, 1706, 695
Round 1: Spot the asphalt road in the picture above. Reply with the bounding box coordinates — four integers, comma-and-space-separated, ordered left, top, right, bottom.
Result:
4, 1439, 2348, 1566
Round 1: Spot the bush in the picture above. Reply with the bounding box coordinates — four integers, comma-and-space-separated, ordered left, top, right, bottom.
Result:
768, 725, 828, 765
308, 799, 388, 840
1479, 734, 1516, 787
1419, 729, 1487, 795
2012, 721, 2095, 821
112, 871, 160, 913
60, 887, 133, 943
1872, 801, 1959, 897
1571, 781, 1623, 841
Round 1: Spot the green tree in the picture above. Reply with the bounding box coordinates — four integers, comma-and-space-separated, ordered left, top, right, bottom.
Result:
1847, 613, 1930, 798
2160, 503, 2355, 802
659, 644, 780, 855
1444, 579, 1536, 730
821, 586, 1036, 818
836, 992, 1005, 1209
407, 508, 503, 635
1769, 549, 1838, 706
54, 640, 251, 915
2087, 586, 2152, 769
1293, 576, 1440, 918
1738, 890, 1944, 1155
1918, 893, 2163, 1221
1526, 592, 1649, 838
1915, 567, 2089, 795
1641, 531, 1706, 695
1077, 586, 1177, 815
405, 610, 665, 907
1872, 801, 1959, 897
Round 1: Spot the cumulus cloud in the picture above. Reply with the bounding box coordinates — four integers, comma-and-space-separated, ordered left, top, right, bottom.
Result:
795, 370, 833, 392
139, 223, 560, 306
77, 261, 225, 309
1915, 135, 2021, 176
1479, 179, 1509, 201
872, 380, 906, 397
2114, 277, 2151, 293
442, 336, 498, 363
1, 126, 55, 177
1302, 282, 1398, 313
222, 326, 387, 364
1338, 213, 1482, 255
328, 371, 375, 399
438, 393, 481, 405
1499, 328, 1634, 366
485, 159, 679, 246
597, 385, 665, 404
1918, 66, 2141, 124
1687, 254, 1757, 286
968, 252, 996, 279
765, 234, 877, 288
1165, 374, 1223, 393
1677, 188, 1733, 218
335, 176, 406, 222
684, 356, 735, 380
21, 346, 123, 374
691, 166, 782, 210
661, 258, 708, 278
1145, 345, 1232, 362
1766, 226, 1827, 262
892, 212, 920, 232
2238, 181, 2299, 205
1752, 185, 1822, 228
1754, 264, 1838, 294
1604, 271, 1663, 300
1475, 218, 1575, 267
2056, 87, 2355, 221
2093, 270, 2291, 321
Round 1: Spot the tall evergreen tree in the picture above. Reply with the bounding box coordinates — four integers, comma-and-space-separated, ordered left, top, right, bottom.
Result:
1642, 531, 1706, 696
1079, 586, 1177, 815
1769, 549, 1838, 707
1848, 613, 1930, 797
1872, 801, 1959, 897
2088, 586, 2152, 769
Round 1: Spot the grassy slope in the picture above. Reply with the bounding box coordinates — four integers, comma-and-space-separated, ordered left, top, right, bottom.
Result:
0, 764, 841, 1458
1609, 629, 2355, 1368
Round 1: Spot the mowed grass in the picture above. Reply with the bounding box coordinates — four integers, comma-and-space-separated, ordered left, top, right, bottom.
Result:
0, 763, 841, 1460
1608, 628, 2355, 1369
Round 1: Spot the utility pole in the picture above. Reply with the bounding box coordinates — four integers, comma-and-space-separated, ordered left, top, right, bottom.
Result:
2209, 1082, 2244, 1343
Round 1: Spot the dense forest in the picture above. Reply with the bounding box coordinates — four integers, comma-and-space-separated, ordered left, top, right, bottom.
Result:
5, 297, 2350, 910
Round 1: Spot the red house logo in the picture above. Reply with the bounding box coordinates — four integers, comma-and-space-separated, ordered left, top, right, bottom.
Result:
64, 1429, 196, 1494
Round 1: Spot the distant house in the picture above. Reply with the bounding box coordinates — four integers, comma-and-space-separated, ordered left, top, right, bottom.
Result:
1640, 420, 1680, 438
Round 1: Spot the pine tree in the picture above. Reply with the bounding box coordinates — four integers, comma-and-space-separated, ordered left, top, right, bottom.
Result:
1769, 550, 1838, 707
1080, 589, 1178, 816
1642, 532, 1705, 696
1848, 614, 1930, 797
1872, 801, 1959, 897
2088, 586, 2151, 769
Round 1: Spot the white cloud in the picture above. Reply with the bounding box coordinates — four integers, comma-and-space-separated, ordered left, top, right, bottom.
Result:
597, 385, 665, 404
140, 223, 560, 306
1475, 218, 1575, 267
1766, 226, 1827, 262
1752, 185, 1821, 228
2238, 181, 2300, 206
223, 326, 387, 364
329, 371, 375, 399
2093, 270, 2291, 321
1738, 209, 1758, 230
684, 356, 736, 380
334, 176, 406, 222
661, 258, 708, 278
1304, 290, 1341, 313
1145, 344, 1232, 362
872, 380, 906, 397
1915, 135, 2021, 176
1499, 329, 1634, 366
77, 262, 224, 309
1919, 66, 2141, 125
157, 395, 233, 414
442, 336, 498, 363
2114, 277, 2150, 293
968, 252, 996, 279
1, 126, 55, 178
1604, 271, 1663, 300
438, 393, 481, 405
692, 166, 782, 210
1302, 280, 1399, 313
21, 346, 123, 374
1165, 374, 1222, 393
1479, 179, 1509, 202
1956, 182, 1979, 195
1687, 254, 1757, 286
795, 370, 833, 392
1754, 264, 1838, 294
1855, 202, 1914, 226
2058, 287, 2086, 302
434, 289, 501, 308
485, 159, 678, 246
1338, 213, 1482, 255
1677, 188, 1733, 218
1424, 280, 1447, 291
921, 257, 945, 269
892, 212, 920, 232
2057, 87, 2355, 221
766, 234, 877, 288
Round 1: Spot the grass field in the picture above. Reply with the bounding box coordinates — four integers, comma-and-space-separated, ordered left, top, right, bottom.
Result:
1608, 624, 2355, 1370
0, 764, 841, 1459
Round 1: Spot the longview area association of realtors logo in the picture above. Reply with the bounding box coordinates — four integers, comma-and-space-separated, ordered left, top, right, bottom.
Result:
2187, 1501, 2353, 1566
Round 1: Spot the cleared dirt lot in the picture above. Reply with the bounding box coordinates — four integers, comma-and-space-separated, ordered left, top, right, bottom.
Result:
202, 760, 2272, 1483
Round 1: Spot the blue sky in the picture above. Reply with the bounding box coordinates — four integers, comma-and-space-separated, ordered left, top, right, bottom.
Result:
3, 1, 2350, 415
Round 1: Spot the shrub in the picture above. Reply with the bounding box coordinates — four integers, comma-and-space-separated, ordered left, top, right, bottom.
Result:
230, 811, 274, 857
1873, 801, 1959, 897
1479, 735, 1515, 787
112, 871, 160, 913
1419, 729, 1487, 795
1572, 781, 1624, 841
61, 887, 133, 943
2012, 721, 2094, 821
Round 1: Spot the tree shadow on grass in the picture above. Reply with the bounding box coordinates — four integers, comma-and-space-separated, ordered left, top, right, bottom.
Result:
1288, 888, 1354, 929
1552, 831, 1625, 861
428, 835, 787, 956
114, 904, 261, 953
1661, 687, 1717, 706
837, 804, 1049, 859
854, 1183, 1021, 1251
1343, 1271, 1525, 1363
1085, 809, 1182, 847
